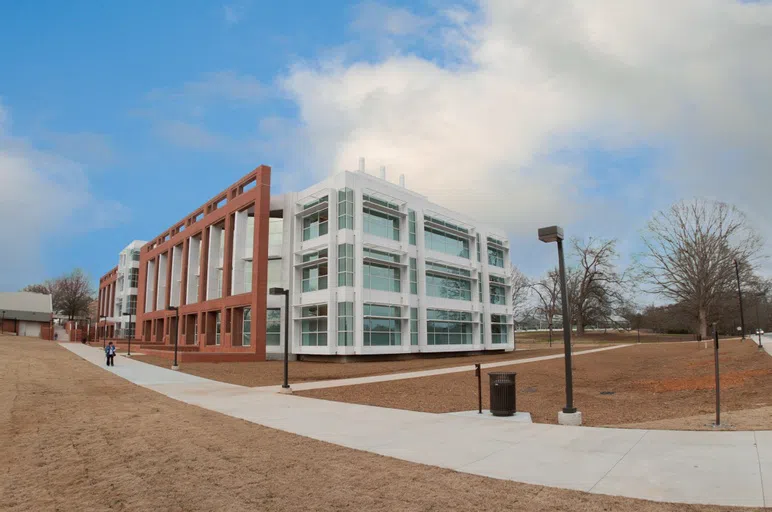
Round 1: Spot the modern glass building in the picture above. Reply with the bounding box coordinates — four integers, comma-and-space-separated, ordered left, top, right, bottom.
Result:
269, 166, 514, 357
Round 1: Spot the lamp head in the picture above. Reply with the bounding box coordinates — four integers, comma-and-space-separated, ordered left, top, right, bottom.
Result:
538, 226, 564, 243
269, 287, 286, 296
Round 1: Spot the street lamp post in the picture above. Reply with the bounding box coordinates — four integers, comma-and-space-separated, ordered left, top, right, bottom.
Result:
756, 293, 764, 351
168, 306, 180, 370
269, 288, 291, 392
734, 259, 746, 340
538, 226, 581, 426
126, 312, 133, 357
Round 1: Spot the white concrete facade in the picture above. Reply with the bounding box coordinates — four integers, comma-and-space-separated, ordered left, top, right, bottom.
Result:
111, 240, 146, 337
264, 169, 514, 358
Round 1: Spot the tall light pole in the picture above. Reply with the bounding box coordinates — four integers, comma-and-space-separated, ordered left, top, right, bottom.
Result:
538, 226, 581, 426
269, 288, 291, 392
126, 312, 133, 357
734, 259, 746, 340
101, 315, 107, 348
168, 306, 180, 369
756, 293, 764, 351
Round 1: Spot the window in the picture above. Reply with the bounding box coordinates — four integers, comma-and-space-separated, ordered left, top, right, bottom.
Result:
491, 314, 508, 344
303, 195, 328, 209
363, 262, 401, 292
424, 261, 471, 277
126, 296, 137, 315
215, 312, 221, 345
338, 188, 354, 229
337, 302, 354, 346
487, 237, 505, 267
131, 250, 140, 262
363, 247, 399, 263
408, 210, 416, 245
490, 283, 506, 305
338, 244, 354, 287
302, 209, 329, 241
410, 308, 418, 346
266, 309, 281, 346
301, 305, 327, 346
242, 307, 252, 346
302, 249, 328, 292
127, 322, 135, 338
426, 273, 471, 301
193, 316, 198, 345
478, 279, 483, 302
424, 215, 469, 234
128, 268, 139, 288
476, 234, 481, 262
363, 303, 402, 346
303, 248, 328, 262
409, 258, 417, 294
363, 208, 400, 241
424, 227, 469, 259
426, 309, 473, 345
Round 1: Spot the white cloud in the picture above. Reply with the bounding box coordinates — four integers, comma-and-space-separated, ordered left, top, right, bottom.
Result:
0, 101, 126, 290
277, 0, 772, 273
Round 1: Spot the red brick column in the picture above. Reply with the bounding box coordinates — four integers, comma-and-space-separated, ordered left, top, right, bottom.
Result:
250, 166, 271, 358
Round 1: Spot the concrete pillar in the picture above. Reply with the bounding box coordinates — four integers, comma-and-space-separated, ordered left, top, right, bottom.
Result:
222, 212, 234, 298
199, 227, 210, 303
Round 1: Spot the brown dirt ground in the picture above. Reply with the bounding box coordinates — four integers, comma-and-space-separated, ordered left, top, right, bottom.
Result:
133, 346, 573, 387
299, 339, 772, 429
1, 336, 759, 512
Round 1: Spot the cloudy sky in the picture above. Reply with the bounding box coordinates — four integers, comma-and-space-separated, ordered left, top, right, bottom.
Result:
1, 0, 770, 291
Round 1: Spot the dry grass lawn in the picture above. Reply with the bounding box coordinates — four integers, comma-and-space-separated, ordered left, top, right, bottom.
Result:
134, 346, 570, 387
1, 335, 757, 511
299, 339, 772, 429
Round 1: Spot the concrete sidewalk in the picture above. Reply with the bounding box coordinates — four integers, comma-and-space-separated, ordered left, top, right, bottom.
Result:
256, 344, 631, 392
61, 342, 769, 508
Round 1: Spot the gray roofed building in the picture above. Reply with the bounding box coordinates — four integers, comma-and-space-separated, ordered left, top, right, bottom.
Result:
0, 292, 53, 322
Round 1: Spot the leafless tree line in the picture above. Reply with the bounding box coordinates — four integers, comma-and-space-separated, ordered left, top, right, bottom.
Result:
513, 198, 768, 338
22, 269, 95, 320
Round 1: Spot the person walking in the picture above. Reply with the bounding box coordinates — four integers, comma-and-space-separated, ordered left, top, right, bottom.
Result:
105, 341, 116, 367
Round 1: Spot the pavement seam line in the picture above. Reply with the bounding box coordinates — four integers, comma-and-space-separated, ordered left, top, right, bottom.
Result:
755, 431, 767, 507
588, 429, 649, 493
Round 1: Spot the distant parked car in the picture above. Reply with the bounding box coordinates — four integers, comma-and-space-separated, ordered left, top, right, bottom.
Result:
756, 329, 765, 335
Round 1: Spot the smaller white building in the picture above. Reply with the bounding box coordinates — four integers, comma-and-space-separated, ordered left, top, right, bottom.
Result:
111, 240, 146, 338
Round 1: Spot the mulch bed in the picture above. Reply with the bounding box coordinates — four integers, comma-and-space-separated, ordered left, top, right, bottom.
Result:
299, 339, 772, 428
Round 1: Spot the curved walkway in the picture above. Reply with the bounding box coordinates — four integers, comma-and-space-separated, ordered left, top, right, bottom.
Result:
61, 343, 770, 508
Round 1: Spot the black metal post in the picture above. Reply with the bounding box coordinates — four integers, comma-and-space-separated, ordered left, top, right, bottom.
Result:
283, 290, 290, 389
734, 260, 746, 340
556, 239, 576, 414
548, 322, 552, 347
475, 363, 482, 414
713, 325, 720, 426
127, 312, 132, 356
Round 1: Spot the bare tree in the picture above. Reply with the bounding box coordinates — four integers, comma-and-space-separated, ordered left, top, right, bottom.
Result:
640, 199, 763, 340
24, 269, 95, 320
531, 268, 561, 343
568, 238, 625, 336
509, 266, 530, 323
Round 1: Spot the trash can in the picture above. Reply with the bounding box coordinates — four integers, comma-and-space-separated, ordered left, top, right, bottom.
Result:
489, 372, 516, 416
